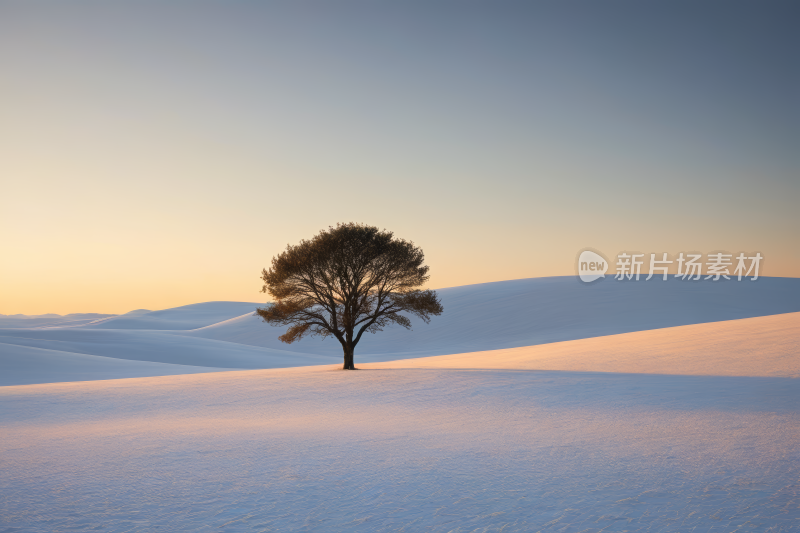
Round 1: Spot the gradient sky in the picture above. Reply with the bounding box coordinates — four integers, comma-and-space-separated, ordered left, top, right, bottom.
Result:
1, 1, 798, 315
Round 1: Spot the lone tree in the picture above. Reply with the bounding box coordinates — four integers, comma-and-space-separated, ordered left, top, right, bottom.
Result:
256, 223, 443, 370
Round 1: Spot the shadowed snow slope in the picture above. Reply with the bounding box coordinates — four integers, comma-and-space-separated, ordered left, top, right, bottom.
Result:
184, 276, 800, 358
0, 343, 224, 386
2, 276, 799, 386
0, 328, 337, 386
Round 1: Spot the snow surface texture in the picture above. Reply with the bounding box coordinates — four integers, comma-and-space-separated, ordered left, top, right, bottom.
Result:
1, 364, 798, 532
2, 276, 800, 386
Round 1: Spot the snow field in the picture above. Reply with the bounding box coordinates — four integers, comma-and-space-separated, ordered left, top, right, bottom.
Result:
1, 367, 798, 532
2, 276, 799, 531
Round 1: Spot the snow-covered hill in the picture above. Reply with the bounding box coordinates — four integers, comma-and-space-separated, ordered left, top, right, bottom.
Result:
80, 301, 262, 330
183, 276, 800, 358
2, 276, 799, 386
2, 280, 799, 531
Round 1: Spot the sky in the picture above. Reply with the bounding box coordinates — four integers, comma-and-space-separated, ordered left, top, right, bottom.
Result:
1, 1, 798, 315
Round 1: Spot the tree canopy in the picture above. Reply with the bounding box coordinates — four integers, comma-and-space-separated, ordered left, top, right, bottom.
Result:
256, 223, 443, 369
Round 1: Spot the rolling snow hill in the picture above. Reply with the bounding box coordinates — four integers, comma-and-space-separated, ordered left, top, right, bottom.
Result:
2, 276, 800, 386
2, 279, 800, 531
183, 276, 800, 358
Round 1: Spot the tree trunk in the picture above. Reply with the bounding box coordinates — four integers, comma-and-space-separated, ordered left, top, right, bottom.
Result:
342, 345, 356, 370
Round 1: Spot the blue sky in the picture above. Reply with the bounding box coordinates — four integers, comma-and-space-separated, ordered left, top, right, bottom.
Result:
1, 1, 797, 313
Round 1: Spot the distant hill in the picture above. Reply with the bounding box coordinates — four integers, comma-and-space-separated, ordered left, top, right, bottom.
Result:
81, 302, 262, 330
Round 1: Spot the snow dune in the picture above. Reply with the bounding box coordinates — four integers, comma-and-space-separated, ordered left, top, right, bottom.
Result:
0, 343, 222, 386
0, 330, 337, 386
184, 276, 800, 358
0, 316, 112, 329
75, 301, 260, 330
0, 302, 327, 386
1, 276, 799, 386
364, 311, 800, 377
